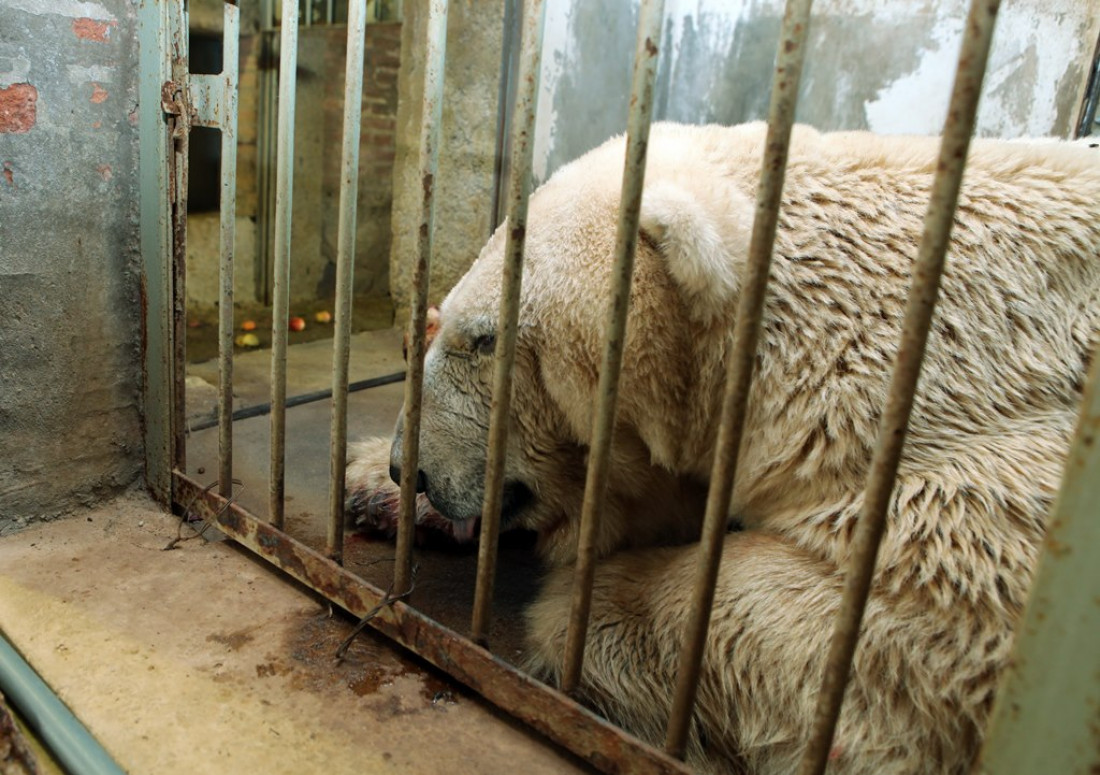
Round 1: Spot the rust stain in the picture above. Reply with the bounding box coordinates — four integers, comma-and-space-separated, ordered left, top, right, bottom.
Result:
90, 83, 109, 104
96, 163, 112, 181
72, 18, 116, 42
0, 83, 38, 134
2, 162, 13, 187
91, 120, 101, 129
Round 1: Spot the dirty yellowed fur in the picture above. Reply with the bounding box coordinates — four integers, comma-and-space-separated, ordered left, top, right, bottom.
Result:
347, 123, 1100, 774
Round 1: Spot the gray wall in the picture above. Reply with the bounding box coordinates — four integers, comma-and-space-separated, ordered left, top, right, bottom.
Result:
0, 0, 143, 530
533, 0, 1099, 184
388, 0, 506, 320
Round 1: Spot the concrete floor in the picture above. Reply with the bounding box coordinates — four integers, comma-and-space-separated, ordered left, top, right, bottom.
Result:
0, 331, 589, 774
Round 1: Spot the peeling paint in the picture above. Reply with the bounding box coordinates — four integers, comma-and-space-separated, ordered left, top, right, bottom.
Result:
72, 17, 115, 42
89, 82, 108, 103
0, 55, 32, 88
2, 0, 115, 22
2, 161, 13, 187
0, 82, 37, 133
96, 163, 112, 181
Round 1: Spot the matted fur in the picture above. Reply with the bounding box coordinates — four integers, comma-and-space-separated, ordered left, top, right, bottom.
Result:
346, 122, 1100, 774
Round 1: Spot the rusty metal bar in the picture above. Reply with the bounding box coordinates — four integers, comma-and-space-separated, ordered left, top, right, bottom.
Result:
663, 0, 813, 756
216, 4, 241, 498
470, 0, 547, 646
974, 342, 1100, 774
559, 0, 665, 694
138, 0, 175, 504
395, 0, 449, 595
797, 2, 1002, 773
174, 470, 691, 775
326, 0, 368, 564
269, 0, 299, 529
169, 0, 189, 479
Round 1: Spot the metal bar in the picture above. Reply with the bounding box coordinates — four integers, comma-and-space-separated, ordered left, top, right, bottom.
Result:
173, 470, 692, 775
470, 0, 547, 645
169, 0, 189, 480
395, 0, 448, 595
663, 0, 813, 756
974, 342, 1100, 774
327, 0, 368, 564
0, 634, 127, 775
489, 0, 521, 233
326, 0, 335, 24
797, 2, 1002, 772
269, 0, 300, 529
304, 0, 313, 26
137, 0, 175, 504
187, 372, 405, 432
217, 5, 241, 498
559, 0, 665, 694
258, 0, 277, 304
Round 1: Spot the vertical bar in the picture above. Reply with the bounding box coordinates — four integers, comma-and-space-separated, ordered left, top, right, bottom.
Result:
326, 0, 368, 563
138, 0, 174, 503
218, 3, 241, 498
169, 0, 189, 477
663, 0, 813, 756
559, 0, 665, 694
974, 342, 1100, 775
257, 0, 276, 305
470, 0, 547, 645
797, 2, 1001, 773
394, 0, 449, 595
326, 0, 335, 24
269, 0, 300, 528
304, 0, 313, 26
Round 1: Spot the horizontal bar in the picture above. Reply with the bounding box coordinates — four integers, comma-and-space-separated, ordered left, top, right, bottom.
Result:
187, 372, 406, 433
664, 0, 813, 757
395, 0, 449, 596
797, 2, 1003, 773
218, 2, 241, 499
174, 471, 692, 775
471, 0, 547, 646
0, 634, 127, 775
327, 0, 368, 564
560, 0, 665, 695
269, 0, 300, 529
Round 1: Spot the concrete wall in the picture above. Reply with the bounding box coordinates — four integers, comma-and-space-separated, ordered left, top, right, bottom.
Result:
388, 0, 506, 321
534, 0, 1100, 183
185, 20, 401, 311
0, 0, 144, 531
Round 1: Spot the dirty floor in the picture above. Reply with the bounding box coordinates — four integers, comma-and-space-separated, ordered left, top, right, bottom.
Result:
0, 493, 589, 774
0, 329, 590, 774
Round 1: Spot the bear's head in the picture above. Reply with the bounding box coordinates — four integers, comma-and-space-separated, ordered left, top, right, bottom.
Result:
389, 123, 757, 564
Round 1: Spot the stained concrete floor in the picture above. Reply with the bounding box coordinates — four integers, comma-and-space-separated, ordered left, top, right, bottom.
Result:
0, 330, 590, 774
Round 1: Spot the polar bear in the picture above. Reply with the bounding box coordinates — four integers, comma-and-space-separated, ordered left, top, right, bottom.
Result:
346, 122, 1100, 774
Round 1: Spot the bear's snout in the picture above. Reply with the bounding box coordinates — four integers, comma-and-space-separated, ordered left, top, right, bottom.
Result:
388, 462, 427, 494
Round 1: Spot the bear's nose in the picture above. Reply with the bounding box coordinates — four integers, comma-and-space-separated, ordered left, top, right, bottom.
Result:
388, 463, 428, 494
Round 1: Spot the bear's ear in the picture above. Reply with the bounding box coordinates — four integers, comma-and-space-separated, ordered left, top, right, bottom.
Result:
639, 180, 753, 320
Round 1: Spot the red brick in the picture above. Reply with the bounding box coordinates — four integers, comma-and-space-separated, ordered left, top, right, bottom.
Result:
0, 83, 37, 133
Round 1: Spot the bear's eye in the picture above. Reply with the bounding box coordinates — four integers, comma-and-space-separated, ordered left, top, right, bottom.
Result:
472, 333, 497, 356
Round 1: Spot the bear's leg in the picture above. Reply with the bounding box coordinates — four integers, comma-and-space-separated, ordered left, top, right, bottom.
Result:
525, 531, 980, 775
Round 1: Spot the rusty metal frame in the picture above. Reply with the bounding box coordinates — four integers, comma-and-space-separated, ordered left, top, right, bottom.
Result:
173, 471, 691, 775
153, 0, 1095, 772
